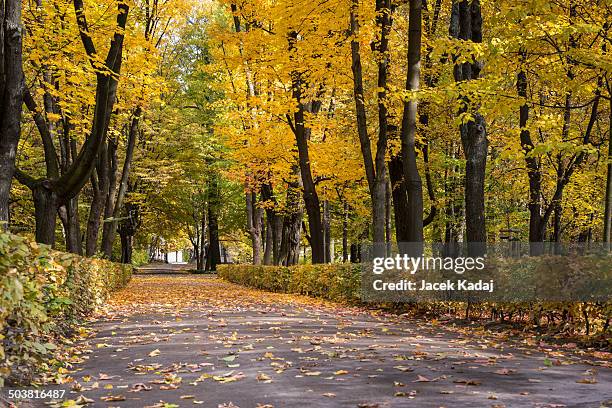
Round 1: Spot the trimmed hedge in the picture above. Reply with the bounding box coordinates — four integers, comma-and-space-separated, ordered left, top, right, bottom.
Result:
0, 233, 132, 385
218, 261, 611, 338
218, 264, 362, 303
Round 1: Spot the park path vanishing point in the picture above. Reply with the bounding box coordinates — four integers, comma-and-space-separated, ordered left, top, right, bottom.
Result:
32, 272, 612, 408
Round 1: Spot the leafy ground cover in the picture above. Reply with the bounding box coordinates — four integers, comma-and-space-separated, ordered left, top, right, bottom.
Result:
12, 272, 609, 408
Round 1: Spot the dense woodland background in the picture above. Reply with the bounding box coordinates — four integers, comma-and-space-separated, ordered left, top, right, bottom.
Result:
1, 0, 611, 268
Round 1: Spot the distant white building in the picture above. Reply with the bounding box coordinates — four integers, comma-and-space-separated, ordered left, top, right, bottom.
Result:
151, 248, 187, 264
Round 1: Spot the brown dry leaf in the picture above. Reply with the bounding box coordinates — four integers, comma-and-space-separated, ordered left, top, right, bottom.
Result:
256, 373, 272, 383
322, 393, 336, 398
74, 395, 95, 405
576, 378, 598, 384
129, 383, 152, 392
453, 379, 482, 386
494, 369, 515, 375
334, 370, 349, 375
100, 395, 126, 402
148, 349, 161, 357
393, 365, 414, 372
414, 375, 436, 382
394, 390, 417, 398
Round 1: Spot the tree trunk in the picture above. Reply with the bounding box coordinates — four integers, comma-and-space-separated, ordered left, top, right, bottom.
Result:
288, 48, 325, 263
401, 0, 425, 244
100, 139, 119, 256
120, 230, 133, 264
32, 183, 58, 245
388, 151, 411, 243
349, 0, 391, 251
323, 200, 331, 262
451, 0, 487, 255
342, 201, 348, 262
58, 196, 81, 254
0, 0, 24, 230
604, 94, 612, 245
263, 215, 273, 265
207, 207, 221, 271
246, 190, 263, 264
207, 174, 221, 271
517, 51, 545, 246
279, 178, 303, 266
101, 108, 140, 258
86, 144, 110, 256
199, 210, 207, 270
385, 177, 392, 255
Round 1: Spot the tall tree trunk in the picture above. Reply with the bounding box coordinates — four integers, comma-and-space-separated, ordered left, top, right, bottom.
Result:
261, 183, 283, 265
604, 92, 612, 246
263, 215, 273, 265
207, 207, 221, 271
0, 0, 24, 230
385, 176, 392, 254
100, 139, 118, 255
451, 0, 487, 254
323, 200, 331, 262
199, 210, 207, 270
349, 0, 391, 251
120, 230, 132, 264
58, 196, 81, 254
207, 174, 221, 271
388, 151, 411, 243
101, 107, 140, 257
401, 0, 425, 244
86, 143, 110, 256
32, 183, 58, 245
287, 34, 325, 263
517, 50, 545, 246
342, 201, 348, 262
246, 190, 263, 264
279, 178, 302, 266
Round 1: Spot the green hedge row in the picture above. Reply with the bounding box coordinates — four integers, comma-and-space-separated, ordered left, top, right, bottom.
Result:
0, 233, 132, 386
218, 264, 362, 303
218, 261, 611, 337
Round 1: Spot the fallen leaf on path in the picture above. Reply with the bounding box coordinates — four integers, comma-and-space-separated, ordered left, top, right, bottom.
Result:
130, 383, 152, 392
414, 375, 437, 382
100, 395, 126, 402
453, 379, 482, 386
